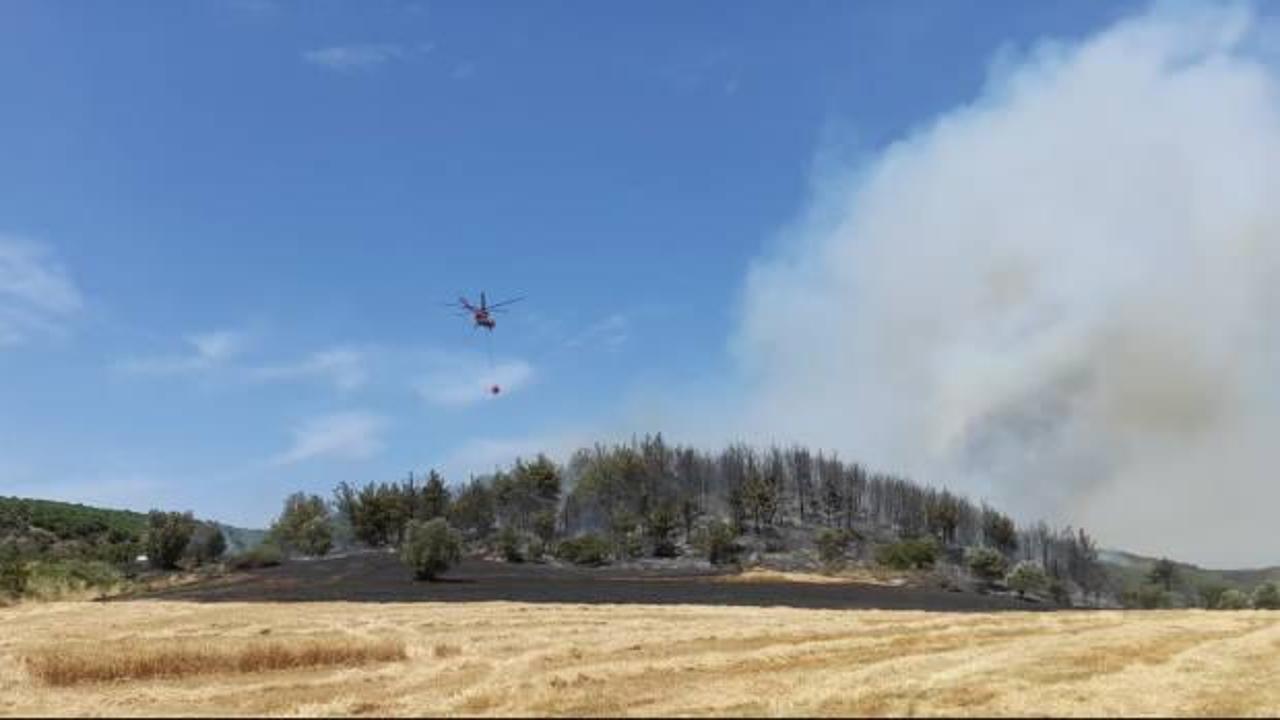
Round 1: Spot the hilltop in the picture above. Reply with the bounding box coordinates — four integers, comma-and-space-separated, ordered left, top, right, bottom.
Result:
0, 496, 263, 560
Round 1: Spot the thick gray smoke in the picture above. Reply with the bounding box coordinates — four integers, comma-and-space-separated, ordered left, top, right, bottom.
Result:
734, 5, 1280, 567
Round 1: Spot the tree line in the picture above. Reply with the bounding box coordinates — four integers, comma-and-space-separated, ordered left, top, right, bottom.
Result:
268, 434, 1106, 601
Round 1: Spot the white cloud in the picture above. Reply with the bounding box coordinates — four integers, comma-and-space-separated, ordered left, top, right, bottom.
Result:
414, 353, 534, 407
733, 4, 1280, 567
302, 44, 410, 72
0, 235, 82, 348
117, 330, 247, 374
271, 411, 387, 466
252, 347, 369, 391
566, 313, 629, 351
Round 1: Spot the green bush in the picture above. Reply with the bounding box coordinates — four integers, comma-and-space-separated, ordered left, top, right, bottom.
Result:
647, 505, 679, 558
965, 547, 1010, 584
1216, 588, 1251, 610
226, 543, 283, 570
526, 537, 546, 562
698, 520, 741, 566
25, 559, 123, 598
875, 538, 938, 570
497, 526, 524, 563
1123, 584, 1173, 609
556, 534, 612, 567
1006, 561, 1048, 598
815, 528, 855, 566
145, 511, 197, 570
401, 518, 462, 581
0, 544, 30, 597
1048, 579, 1071, 606
186, 524, 228, 565
1251, 582, 1280, 610
1198, 583, 1229, 610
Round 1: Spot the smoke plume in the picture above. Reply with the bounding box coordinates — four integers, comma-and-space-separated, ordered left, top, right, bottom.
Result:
735, 5, 1280, 567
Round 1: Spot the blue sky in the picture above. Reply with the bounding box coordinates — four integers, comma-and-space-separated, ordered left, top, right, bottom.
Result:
1, 0, 1150, 529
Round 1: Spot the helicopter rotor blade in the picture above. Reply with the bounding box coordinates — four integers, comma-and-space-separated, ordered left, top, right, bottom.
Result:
487, 296, 525, 310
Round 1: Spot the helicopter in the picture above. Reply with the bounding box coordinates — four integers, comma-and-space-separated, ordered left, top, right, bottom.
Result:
446, 292, 525, 396
448, 292, 524, 331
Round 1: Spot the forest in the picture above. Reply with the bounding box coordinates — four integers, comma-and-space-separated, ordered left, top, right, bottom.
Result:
273, 435, 1110, 605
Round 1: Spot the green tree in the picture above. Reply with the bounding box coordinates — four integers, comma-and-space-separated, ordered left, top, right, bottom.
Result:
1252, 582, 1280, 610
1006, 561, 1048, 598
333, 481, 404, 547
449, 479, 496, 541
646, 504, 679, 558
1216, 588, 1250, 610
270, 493, 333, 556
145, 510, 197, 570
401, 518, 462, 581
497, 526, 523, 563
966, 546, 1009, 585
532, 510, 557, 545
0, 543, 29, 597
418, 471, 451, 520
186, 523, 228, 565
1198, 583, 1229, 610
698, 519, 740, 566
926, 493, 962, 546
1147, 558, 1178, 592
981, 506, 1018, 555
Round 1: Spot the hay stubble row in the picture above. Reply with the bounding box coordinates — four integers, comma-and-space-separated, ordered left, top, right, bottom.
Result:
1, 601, 1278, 716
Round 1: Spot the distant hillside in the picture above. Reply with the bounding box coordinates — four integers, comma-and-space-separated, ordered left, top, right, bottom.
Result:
0, 496, 264, 561
1100, 549, 1280, 597
214, 523, 268, 554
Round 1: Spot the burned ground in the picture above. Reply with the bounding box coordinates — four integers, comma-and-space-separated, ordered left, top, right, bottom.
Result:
129, 552, 1042, 611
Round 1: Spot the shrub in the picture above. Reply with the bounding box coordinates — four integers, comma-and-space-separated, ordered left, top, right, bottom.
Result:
526, 537, 546, 562
1146, 558, 1178, 592
1123, 584, 1172, 609
0, 544, 30, 597
186, 524, 227, 565
815, 528, 854, 566
145, 511, 197, 570
1006, 561, 1048, 598
400, 519, 462, 581
556, 534, 611, 567
1216, 588, 1251, 610
532, 510, 557, 545
1251, 582, 1280, 610
497, 526, 524, 563
699, 519, 741, 566
875, 538, 938, 570
26, 560, 123, 598
1048, 579, 1071, 606
966, 547, 1010, 585
647, 505, 679, 558
227, 543, 283, 571
1198, 583, 1229, 610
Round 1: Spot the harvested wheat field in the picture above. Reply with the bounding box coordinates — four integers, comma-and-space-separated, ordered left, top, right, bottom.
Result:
1, 601, 1279, 717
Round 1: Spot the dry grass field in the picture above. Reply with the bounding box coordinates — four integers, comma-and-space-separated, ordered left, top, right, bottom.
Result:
2, 600, 1278, 717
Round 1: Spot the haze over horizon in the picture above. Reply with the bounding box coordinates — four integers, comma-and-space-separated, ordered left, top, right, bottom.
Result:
3, 0, 1278, 568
